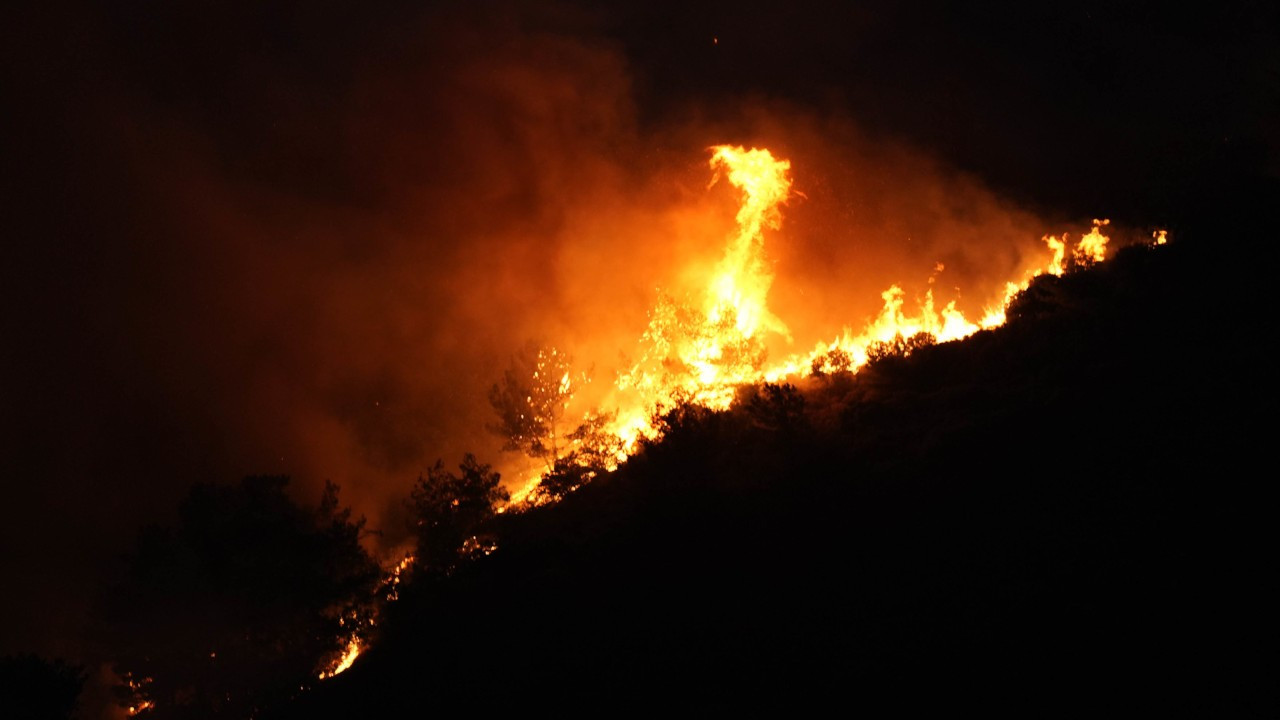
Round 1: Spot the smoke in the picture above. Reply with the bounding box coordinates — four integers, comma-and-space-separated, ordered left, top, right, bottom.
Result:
2, 0, 1087, 657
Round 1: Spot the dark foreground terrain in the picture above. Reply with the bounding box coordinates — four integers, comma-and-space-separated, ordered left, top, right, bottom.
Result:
281, 229, 1267, 715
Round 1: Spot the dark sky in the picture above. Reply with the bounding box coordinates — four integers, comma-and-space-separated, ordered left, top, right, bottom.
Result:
2, 0, 1276, 659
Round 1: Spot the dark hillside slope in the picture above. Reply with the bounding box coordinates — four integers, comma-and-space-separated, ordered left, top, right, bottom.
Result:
283, 238, 1262, 714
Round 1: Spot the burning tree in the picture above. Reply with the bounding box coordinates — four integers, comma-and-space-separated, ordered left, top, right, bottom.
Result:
619, 292, 770, 411
488, 343, 576, 472
98, 477, 379, 718
489, 342, 624, 501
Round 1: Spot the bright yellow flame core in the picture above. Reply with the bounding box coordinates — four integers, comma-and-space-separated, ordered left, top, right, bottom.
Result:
706, 145, 792, 339
1077, 219, 1110, 263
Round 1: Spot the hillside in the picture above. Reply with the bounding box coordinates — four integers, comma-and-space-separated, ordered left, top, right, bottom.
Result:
281, 236, 1259, 714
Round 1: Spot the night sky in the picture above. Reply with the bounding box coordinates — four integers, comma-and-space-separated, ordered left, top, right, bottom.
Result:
2, 0, 1275, 661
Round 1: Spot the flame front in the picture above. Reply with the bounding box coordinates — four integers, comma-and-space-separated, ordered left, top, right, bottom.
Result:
318, 638, 361, 680
769, 216, 1124, 378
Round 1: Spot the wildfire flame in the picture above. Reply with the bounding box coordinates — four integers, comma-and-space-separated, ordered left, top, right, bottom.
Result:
123, 674, 155, 716
322, 145, 1166, 676
503, 144, 1164, 508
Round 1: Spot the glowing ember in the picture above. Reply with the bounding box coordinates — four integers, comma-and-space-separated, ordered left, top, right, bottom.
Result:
123, 674, 155, 716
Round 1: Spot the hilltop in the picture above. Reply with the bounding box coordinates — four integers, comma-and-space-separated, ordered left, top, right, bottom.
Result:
281, 235, 1263, 714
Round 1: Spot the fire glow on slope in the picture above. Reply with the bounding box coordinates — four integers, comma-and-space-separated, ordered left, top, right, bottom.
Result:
508, 145, 1157, 505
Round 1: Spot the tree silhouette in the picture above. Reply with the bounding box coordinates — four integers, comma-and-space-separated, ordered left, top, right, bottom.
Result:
865, 331, 936, 366
98, 477, 379, 719
810, 347, 853, 376
409, 454, 509, 572
741, 382, 806, 435
488, 343, 576, 472
534, 412, 625, 501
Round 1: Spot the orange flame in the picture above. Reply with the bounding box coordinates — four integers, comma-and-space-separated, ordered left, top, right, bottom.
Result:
705, 145, 792, 340
317, 638, 361, 680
